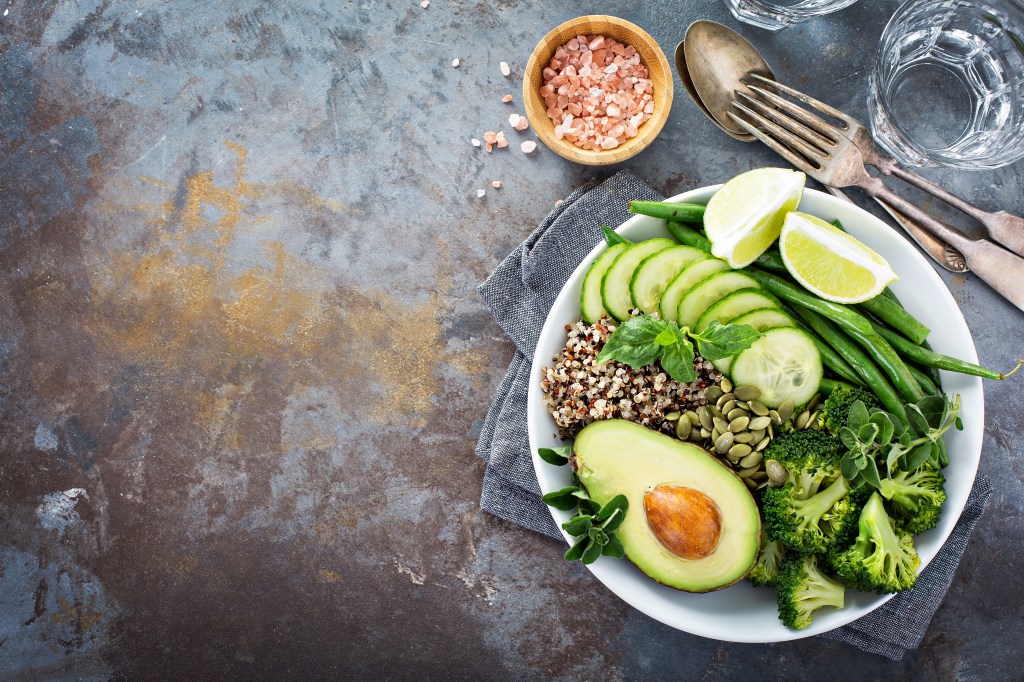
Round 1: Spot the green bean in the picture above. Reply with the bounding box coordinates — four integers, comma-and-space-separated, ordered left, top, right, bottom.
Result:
858, 295, 931, 345
907, 365, 939, 397
789, 312, 866, 387
664, 221, 711, 250
868, 319, 1019, 380
786, 304, 904, 416
752, 270, 925, 408
629, 200, 706, 223
819, 377, 855, 395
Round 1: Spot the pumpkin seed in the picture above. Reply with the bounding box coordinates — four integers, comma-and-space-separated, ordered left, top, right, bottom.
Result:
777, 399, 795, 424
748, 400, 769, 417
675, 417, 691, 440
756, 435, 772, 451
734, 385, 761, 402
717, 392, 734, 410
711, 427, 721, 442
728, 415, 750, 433
698, 406, 713, 431
722, 400, 739, 415
715, 431, 734, 454
806, 410, 820, 428
707, 404, 724, 420
713, 416, 730, 434
700, 427, 712, 439
729, 443, 752, 459
733, 432, 754, 444
751, 471, 769, 481
806, 392, 822, 412
729, 403, 753, 419
795, 410, 810, 431
765, 459, 788, 485
721, 377, 733, 393
687, 411, 701, 426
769, 409, 782, 426
739, 450, 763, 468
664, 411, 681, 421
748, 415, 772, 431
689, 429, 704, 442
743, 477, 759, 490
726, 450, 743, 464
704, 386, 724, 404
748, 428, 765, 443
737, 466, 759, 478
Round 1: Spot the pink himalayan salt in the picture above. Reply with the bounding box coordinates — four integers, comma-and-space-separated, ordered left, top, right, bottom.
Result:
539, 34, 653, 152
492, 180, 502, 188
508, 113, 529, 131
520, 140, 537, 153
502, 94, 513, 103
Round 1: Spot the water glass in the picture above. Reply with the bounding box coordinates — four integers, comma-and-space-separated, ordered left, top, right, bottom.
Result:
723, 0, 861, 31
868, 0, 1024, 169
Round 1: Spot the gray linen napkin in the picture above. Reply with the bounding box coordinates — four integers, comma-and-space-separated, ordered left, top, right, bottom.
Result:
475, 169, 993, 660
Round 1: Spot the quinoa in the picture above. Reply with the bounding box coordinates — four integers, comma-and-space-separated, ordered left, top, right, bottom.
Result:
540, 316, 723, 439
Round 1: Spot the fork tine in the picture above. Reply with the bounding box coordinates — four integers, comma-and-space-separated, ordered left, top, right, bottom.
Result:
748, 74, 854, 131
745, 86, 840, 145
736, 90, 836, 157
727, 111, 820, 174
730, 100, 827, 169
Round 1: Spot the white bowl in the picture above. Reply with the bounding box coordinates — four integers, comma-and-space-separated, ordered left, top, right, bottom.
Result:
526, 185, 983, 642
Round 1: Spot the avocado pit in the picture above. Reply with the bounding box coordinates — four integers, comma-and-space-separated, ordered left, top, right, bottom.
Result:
644, 485, 723, 560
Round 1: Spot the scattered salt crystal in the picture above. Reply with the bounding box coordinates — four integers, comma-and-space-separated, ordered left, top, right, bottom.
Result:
452, 58, 460, 68
471, 138, 481, 147
500, 61, 511, 77
495, 131, 508, 149
555, 198, 563, 206
502, 94, 513, 103
514, 116, 529, 131
509, 113, 521, 127
492, 180, 502, 189
420, 0, 429, 7
477, 189, 486, 198
521, 140, 537, 153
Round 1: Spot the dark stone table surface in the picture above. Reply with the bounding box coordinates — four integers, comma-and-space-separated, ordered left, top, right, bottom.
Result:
2, 1, 1022, 679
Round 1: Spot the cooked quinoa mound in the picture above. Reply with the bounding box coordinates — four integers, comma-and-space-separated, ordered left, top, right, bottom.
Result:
540, 316, 722, 439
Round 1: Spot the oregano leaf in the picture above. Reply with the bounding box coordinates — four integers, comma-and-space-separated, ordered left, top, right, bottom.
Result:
601, 534, 625, 558
538, 443, 572, 466
542, 486, 582, 511
581, 538, 603, 564
564, 536, 589, 562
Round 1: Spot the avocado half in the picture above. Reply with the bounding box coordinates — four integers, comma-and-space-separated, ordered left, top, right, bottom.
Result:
572, 419, 761, 593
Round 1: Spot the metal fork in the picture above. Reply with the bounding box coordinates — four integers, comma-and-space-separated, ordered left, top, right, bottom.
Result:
727, 91, 1024, 312
742, 74, 1024, 260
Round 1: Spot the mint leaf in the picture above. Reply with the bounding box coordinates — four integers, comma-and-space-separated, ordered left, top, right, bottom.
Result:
601, 225, 631, 246
654, 328, 679, 346
661, 337, 697, 383
689, 320, 763, 362
538, 443, 572, 466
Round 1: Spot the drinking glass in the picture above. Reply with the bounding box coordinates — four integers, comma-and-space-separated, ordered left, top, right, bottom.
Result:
868, 0, 1024, 169
722, 0, 861, 31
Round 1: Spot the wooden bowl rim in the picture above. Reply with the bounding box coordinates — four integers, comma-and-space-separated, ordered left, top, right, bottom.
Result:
522, 15, 674, 166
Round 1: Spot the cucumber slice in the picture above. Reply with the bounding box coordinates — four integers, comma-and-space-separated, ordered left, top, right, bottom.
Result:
708, 307, 795, 375
695, 290, 782, 332
629, 245, 706, 315
581, 243, 629, 324
730, 307, 795, 331
676, 271, 761, 330
729, 326, 822, 409
601, 238, 675, 321
658, 258, 728, 324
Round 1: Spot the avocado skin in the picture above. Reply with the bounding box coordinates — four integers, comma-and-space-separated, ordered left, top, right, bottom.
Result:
571, 419, 761, 593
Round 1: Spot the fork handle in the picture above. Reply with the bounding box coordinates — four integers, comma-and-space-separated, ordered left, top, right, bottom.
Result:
876, 161, 1024, 259
865, 179, 1024, 312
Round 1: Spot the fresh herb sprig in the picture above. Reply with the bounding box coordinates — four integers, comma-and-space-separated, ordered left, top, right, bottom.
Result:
595, 314, 763, 383
839, 394, 962, 490
538, 443, 629, 564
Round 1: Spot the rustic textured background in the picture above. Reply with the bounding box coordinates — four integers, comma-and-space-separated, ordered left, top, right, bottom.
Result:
1, 1, 1022, 679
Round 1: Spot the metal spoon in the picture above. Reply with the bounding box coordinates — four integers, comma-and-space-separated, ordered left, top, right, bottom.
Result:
680, 20, 773, 140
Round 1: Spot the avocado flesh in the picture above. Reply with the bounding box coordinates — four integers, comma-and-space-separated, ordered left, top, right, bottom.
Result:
572, 419, 761, 593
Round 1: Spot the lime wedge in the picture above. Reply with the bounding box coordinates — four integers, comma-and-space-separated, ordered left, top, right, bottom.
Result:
704, 168, 806, 268
780, 212, 898, 303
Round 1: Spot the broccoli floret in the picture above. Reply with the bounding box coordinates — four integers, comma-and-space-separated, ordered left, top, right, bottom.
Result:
879, 466, 946, 534
820, 385, 882, 434
831, 492, 920, 593
748, 538, 787, 587
776, 554, 845, 630
762, 431, 861, 554
763, 475, 863, 555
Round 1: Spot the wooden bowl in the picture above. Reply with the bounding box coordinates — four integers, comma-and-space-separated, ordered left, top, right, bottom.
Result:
522, 15, 673, 166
